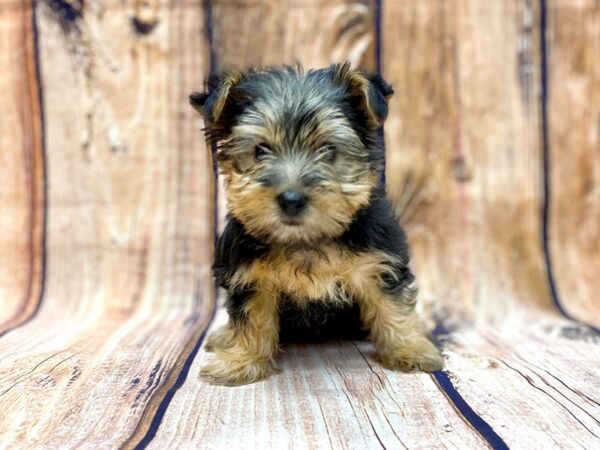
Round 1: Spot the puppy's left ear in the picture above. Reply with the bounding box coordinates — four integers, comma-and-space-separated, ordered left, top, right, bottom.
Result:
332, 62, 394, 127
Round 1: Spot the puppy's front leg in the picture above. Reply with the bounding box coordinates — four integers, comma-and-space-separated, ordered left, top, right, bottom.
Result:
203, 324, 234, 352
357, 276, 444, 373
200, 288, 279, 385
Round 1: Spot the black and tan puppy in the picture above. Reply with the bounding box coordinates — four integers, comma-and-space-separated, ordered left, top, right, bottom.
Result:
190, 63, 443, 385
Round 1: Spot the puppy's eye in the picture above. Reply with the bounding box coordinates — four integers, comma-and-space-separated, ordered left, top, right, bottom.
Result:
316, 144, 337, 163
254, 143, 272, 161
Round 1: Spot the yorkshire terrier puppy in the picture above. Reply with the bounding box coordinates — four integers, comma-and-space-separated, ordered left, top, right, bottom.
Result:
190, 63, 443, 386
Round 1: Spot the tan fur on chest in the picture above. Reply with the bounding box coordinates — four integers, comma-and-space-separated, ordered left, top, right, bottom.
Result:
230, 244, 399, 306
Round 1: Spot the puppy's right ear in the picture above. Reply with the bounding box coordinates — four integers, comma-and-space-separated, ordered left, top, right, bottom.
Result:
189, 92, 210, 113
189, 71, 245, 126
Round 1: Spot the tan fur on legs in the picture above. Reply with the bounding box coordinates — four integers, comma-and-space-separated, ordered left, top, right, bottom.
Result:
356, 282, 444, 373
200, 290, 279, 385
204, 324, 235, 352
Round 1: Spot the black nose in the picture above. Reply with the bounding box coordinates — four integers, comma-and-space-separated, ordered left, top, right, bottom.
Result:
277, 191, 308, 217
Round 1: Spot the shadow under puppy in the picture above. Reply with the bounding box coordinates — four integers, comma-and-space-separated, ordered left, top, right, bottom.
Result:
190, 63, 443, 386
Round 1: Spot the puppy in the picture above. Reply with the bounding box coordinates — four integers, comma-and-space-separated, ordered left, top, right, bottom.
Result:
190, 63, 443, 386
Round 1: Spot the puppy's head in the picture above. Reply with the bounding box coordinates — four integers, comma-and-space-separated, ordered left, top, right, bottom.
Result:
191, 63, 393, 244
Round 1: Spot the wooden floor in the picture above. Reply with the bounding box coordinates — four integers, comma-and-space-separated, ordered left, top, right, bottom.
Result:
1, 1, 599, 449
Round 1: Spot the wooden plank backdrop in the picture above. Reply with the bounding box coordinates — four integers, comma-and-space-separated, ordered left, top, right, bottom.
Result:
0, 0, 598, 449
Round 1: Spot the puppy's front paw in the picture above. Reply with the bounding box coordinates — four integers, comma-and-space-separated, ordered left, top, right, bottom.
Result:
376, 337, 444, 373
200, 353, 273, 386
204, 325, 234, 353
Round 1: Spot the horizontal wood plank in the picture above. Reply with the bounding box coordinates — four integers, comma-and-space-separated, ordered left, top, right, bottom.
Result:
442, 318, 600, 448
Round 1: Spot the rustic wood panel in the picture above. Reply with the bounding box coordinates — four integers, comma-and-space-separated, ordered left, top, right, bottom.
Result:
546, 0, 600, 326
139, 1, 600, 448
210, 0, 375, 70
383, 0, 550, 321
382, 0, 600, 447
0, 2, 45, 334
442, 323, 600, 448
136, 1, 491, 447
0, 0, 598, 448
0, 1, 214, 447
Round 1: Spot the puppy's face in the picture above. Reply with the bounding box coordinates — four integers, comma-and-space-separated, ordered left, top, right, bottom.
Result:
191, 64, 393, 244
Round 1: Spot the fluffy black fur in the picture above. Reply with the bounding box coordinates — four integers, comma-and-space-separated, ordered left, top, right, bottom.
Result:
213, 216, 269, 289
337, 187, 415, 296
278, 299, 367, 342
213, 217, 267, 324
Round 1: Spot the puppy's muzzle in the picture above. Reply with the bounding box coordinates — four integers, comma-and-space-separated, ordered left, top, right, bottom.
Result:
277, 191, 308, 217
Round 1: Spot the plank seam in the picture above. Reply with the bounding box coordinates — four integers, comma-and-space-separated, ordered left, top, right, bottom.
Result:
129, 309, 217, 449
0, 0, 49, 340
538, 0, 600, 335
431, 325, 510, 450
500, 359, 600, 438
374, 0, 508, 446
376, 1, 509, 447
126, 1, 221, 447
206, 0, 219, 245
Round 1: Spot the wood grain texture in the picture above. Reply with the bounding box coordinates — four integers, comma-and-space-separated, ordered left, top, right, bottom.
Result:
442, 321, 600, 448
0, 1, 45, 334
0, 1, 214, 447
382, 0, 600, 447
135, 1, 600, 448
210, 0, 375, 70
383, 0, 550, 322
148, 309, 489, 449
0, 0, 598, 448
546, 0, 600, 326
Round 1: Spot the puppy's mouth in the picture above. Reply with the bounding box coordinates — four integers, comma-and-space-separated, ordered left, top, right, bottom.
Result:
281, 218, 303, 227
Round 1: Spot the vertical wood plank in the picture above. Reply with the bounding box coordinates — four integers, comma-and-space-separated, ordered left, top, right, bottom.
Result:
546, 0, 600, 326
0, 1, 214, 446
382, 2, 600, 447
0, 1, 45, 334
210, 0, 376, 70
382, 0, 550, 322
